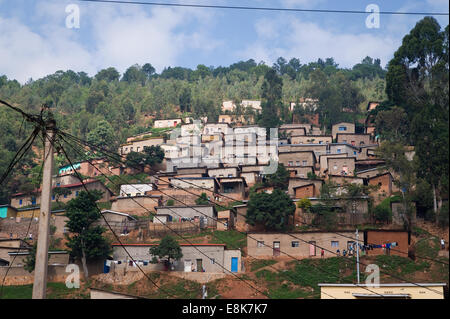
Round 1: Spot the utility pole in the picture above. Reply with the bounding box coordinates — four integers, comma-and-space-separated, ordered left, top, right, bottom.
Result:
356, 228, 360, 284
32, 119, 56, 299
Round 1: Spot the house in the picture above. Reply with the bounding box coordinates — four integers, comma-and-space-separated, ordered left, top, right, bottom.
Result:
169, 177, 219, 193
119, 184, 155, 197
0, 238, 32, 263
319, 153, 350, 176
112, 243, 242, 273
203, 123, 231, 135
279, 151, 316, 168
289, 98, 319, 112
328, 143, 361, 158
364, 229, 409, 257
233, 203, 249, 231
153, 119, 182, 128
286, 166, 314, 179
288, 178, 323, 197
247, 231, 355, 258
58, 158, 122, 178
293, 184, 317, 199
217, 177, 247, 201
7, 250, 69, 267
110, 195, 162, 216
0, 205, 18, 219
319, 283, 446, 299
216, 210, 236, 231
10, 179, 113, 208
279, 124, 308, 136
331, 122, 355, 140
119, 137, 165, 155
326, 157, 355, 176
336, 133, 372, 146
207, 167, 240, 178
155, 205, 218, 227
290, 135, 332, 145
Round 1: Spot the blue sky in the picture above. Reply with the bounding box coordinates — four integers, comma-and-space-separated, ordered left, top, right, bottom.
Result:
0, 0, 448, 83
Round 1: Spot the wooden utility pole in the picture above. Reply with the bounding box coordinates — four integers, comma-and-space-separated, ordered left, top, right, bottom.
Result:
32, 119, 56, 299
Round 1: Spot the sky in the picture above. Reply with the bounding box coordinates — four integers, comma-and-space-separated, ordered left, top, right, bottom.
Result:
0, 0, 448, 83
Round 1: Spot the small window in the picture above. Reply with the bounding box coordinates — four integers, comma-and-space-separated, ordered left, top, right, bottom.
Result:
56, 183, 61, 187
19, 199, 23, 205
331, 241, 339, 248
291, 241, 299, 247
302, 160, 307, 166
337, 149, 341, 153
75, 191, 79, 197
288, 161, 293, 166
296, 161, 300, 166
52, 195, 55, 201
257, 241, 264, 248
339, 126, 347, 131
354, 151, 357, 155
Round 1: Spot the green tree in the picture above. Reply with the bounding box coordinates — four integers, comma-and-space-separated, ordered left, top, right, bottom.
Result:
87, 120, 117, 153
263, 163, 289, 190
259, 69, 282, 130
65, 190, 111, 278
95, 67, 120, 82
246, 189, 296, 231
149, 235, 183, 269
195, 193, 209, 205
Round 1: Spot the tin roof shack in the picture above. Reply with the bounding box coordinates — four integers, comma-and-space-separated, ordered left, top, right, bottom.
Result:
331, 122, 355, 140
364, 230, 410, 257
247, 231, 355, 258
0, 205, 18, 219
326, 157, 355, 176
112, 243, 242, 273
336, 133, 372, 146
319, 283, 446, 299
155, 205, 217, 228
217, 177, 247, 201
279, 151, 316, 168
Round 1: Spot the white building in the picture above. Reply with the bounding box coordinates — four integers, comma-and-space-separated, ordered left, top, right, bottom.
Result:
119, 184, 154, 197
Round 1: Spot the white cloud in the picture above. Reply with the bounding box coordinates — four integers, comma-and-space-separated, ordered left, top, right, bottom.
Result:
240, 16, 399, 68
0, 2, 221, 82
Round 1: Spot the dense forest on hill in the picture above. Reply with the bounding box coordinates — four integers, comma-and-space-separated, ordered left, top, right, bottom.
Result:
0, 17, 448, 227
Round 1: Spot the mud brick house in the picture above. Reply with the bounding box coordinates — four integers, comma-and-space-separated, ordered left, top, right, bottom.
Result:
290, 135, 332, 145
112, 243, 242, 273
332, 122, 355, 140
247, 231, 355, 258
326, 157, 355, 176
328, 144, 361, 158
293, 183, 317, 199
336, 133, 372, 146
318, 153, 349, 176
232, 203, 249, 232
288, 178, 323, 197
279, 151, 316, 168
364, 229, 410, 257
286, 166, 314, 178
10, 179, 112, 208
367, 172, 393, 204
279, 123, 311, 136
207, 167, 240, 178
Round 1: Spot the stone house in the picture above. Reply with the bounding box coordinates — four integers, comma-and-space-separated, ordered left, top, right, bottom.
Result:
331, 122, 355, 140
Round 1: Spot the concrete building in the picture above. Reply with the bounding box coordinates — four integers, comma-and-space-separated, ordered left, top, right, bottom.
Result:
112, 243, 242, 273
326, 157, 355, 176
279, 151, 315, 168
155, 205, 217, 227
290, 135, 332, 145
247, 231, 355, 258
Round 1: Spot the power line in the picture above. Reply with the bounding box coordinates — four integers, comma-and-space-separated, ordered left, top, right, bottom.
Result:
59, 133, 390, 298
59, 130, 449, 266
76, 0, 450, 16
55, 137, 269, 298
57, 132, 446, 296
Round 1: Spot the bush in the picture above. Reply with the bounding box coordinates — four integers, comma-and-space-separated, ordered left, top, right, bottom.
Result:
438, 202, 449, 228
166, 199, 175, 206
297, 198, 312, 211
373, 204, 392, 223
